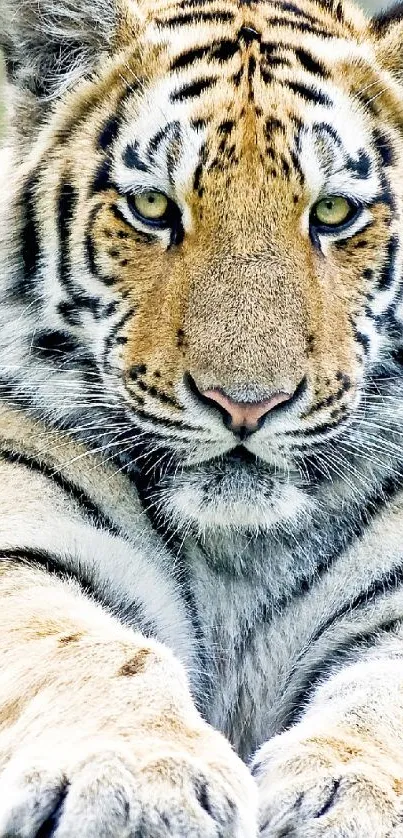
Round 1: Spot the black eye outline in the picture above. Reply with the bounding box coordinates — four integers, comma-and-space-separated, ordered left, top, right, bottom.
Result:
126, 191, 184, 245
309, 195, 363, 236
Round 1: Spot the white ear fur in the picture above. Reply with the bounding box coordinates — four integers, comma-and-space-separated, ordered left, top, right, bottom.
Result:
0, 0, 117, 99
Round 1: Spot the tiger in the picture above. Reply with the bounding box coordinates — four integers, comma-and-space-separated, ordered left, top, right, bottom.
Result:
0, 0, 403, 832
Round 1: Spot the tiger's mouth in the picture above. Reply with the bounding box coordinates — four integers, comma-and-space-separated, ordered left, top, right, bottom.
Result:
131, 439, 313, 534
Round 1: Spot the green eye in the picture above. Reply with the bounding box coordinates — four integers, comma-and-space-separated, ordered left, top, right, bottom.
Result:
311, 195, 358, 229
132, 191, 169, 221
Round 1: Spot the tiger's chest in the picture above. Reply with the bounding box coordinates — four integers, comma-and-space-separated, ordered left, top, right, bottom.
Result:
184, 535, 327, 760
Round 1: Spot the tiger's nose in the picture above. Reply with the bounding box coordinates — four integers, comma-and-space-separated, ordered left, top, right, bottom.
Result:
200, 387, 293, 438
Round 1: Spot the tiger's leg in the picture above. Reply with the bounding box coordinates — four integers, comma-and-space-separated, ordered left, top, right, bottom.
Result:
0, 561, 256, 838
253, 648, 403, 837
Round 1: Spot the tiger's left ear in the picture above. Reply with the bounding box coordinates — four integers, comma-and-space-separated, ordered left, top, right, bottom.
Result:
370, 2, 403, 81
0, 0, 142, 102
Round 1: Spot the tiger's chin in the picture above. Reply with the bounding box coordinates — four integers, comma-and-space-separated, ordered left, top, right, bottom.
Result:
159, 452, 314, 534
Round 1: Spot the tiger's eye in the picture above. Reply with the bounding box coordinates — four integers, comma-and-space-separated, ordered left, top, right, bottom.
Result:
133, 191, 169, 221
312, 196, 354, 227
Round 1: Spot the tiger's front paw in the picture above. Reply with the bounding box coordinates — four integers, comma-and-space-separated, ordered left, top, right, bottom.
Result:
252, 723, 403, 837
0, 731, 257, 838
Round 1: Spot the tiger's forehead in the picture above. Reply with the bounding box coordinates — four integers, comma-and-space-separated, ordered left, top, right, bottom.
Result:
112, 3, 379, 216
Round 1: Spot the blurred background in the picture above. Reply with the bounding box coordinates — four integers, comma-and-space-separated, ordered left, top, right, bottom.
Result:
0, 0, 394, 140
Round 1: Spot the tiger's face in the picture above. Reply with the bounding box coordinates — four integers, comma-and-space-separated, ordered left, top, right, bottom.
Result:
2, 0, 403, 533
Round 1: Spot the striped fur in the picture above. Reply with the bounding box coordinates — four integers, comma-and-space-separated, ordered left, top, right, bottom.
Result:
1, 0, 403, 833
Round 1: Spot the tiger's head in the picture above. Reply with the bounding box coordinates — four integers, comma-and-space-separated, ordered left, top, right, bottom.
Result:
1, 0, 403, 535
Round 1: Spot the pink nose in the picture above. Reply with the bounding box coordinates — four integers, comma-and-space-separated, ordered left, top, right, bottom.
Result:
201, 388, 292, 435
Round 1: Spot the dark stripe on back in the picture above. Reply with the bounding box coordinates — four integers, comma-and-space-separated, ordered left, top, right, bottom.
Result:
171, 44, 212, 70
147, 125, 173, 157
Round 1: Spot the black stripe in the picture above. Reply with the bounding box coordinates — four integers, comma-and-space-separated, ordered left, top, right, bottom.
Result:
313, 121, 341, 146
85, 203, 120, 285
355, 329, 370, 353
345, 148, 371, 179
211, 40, 239, 60
58, 180, 78, 294
16, 174, 41, 300
171, 39, 238, 71
378, 236, 399, 290
33, 330, 79, 360
264, 16, 335, 37
98, 115, 120, 151
170, 77, 215, 102
0, 547, 96, 588
371, 2, 403, 34
147, 123, 176, 157
276, 1, 323, 22
238, 25, 261, 43
85, 203, 106, 278
193, 162, 203, 192
0, 548, 153, 634
91, 159, 113, 193
373, 127, 395, 168
0, 447, 120, 535
294, 47, 330, 78
122, 141, 149, 172
103, 306, 137, 371
284, 615, 403, 727
218, 119, 235, 134
265, 116, 287, 135
156, 9, 234, 26
311, 560, 403, 652
171, 44, 212, 70
287, 80, 331, 106
290, 149, 305, 183
57, 299, 81, 326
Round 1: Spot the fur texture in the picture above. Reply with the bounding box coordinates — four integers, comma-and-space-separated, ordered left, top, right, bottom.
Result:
1, 0, 403, 833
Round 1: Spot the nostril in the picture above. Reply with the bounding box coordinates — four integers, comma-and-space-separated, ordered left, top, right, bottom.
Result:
201, 389, 291, 432
185, 374, 300, 436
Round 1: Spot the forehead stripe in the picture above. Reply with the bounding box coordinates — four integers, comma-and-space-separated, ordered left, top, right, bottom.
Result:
170, 39, 238, 71
294, 47, 330, 78
264, 17, 337, 37
170, 77, 216, 102
155, 9, 234, 26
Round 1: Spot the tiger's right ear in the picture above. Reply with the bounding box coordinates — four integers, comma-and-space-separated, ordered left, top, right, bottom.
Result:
0, 0, 139, 101
370, 2, 403, 82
